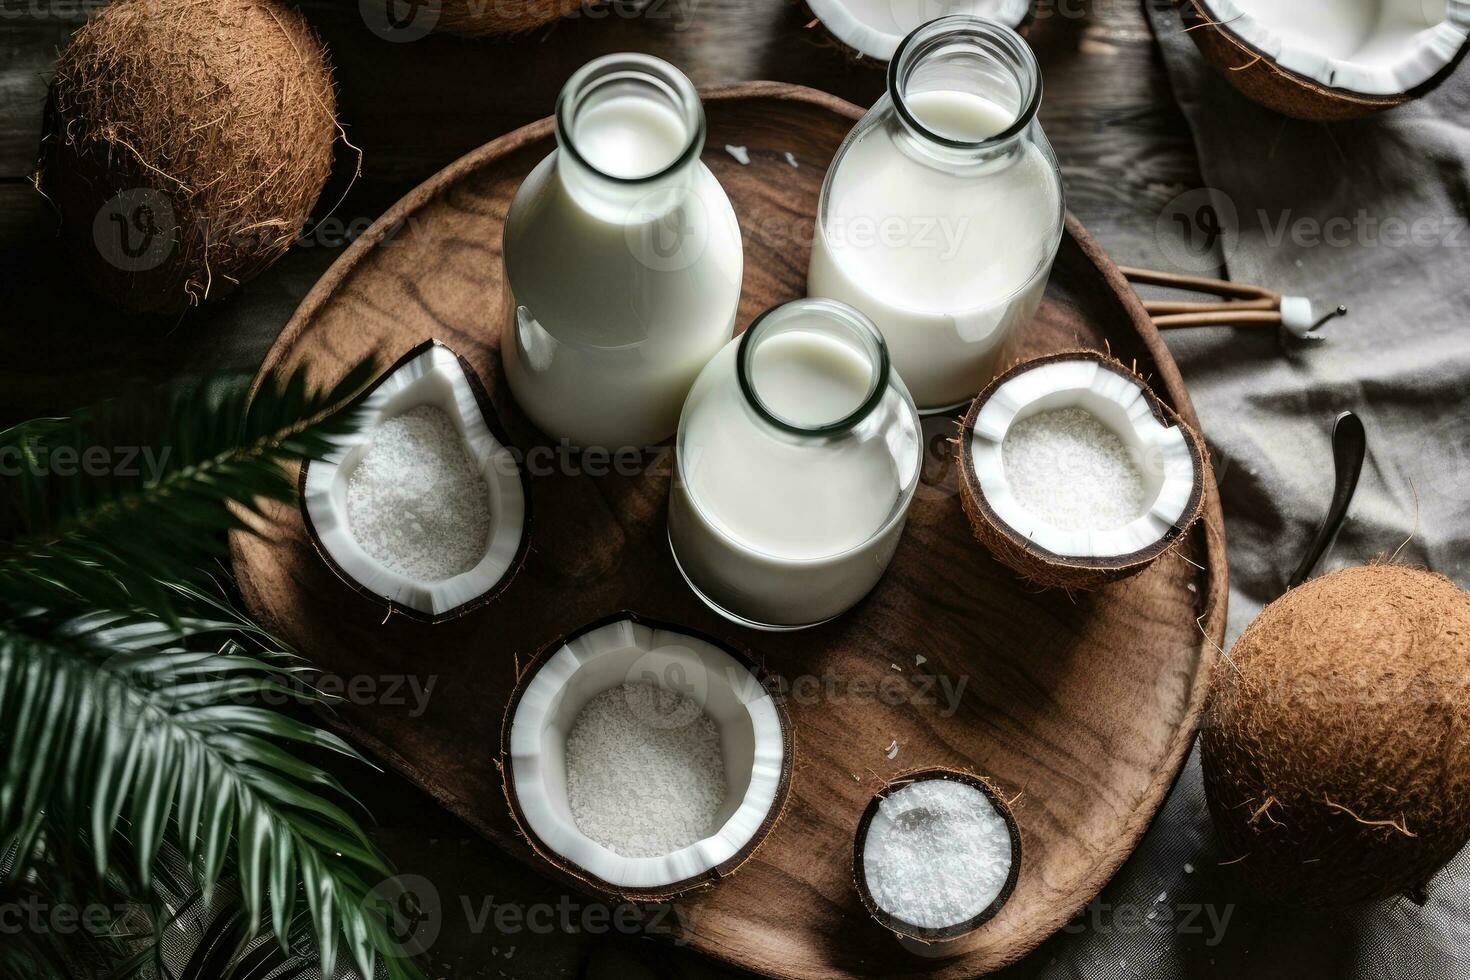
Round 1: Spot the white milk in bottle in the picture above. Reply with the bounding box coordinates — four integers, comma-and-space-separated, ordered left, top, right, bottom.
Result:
501, 54, 743, 449
669, 299, 922, 630
808, 16, 1064, 412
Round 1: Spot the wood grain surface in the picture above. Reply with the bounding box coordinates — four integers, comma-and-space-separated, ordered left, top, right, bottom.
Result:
230, 82, 1228, 978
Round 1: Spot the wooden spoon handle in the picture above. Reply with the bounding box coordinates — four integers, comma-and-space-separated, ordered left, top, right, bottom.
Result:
1118, 265, 1280, 302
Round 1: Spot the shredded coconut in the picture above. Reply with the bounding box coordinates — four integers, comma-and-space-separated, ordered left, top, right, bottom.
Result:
564, 683, 726, 858
724, 144, 750, 165
863, 777, 1013, 930
346, 405, 491, 581
1002, 407, 1149, 530
784, 151, 799, 168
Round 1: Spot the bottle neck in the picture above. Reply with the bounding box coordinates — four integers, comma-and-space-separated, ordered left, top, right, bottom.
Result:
736, 299, 890, 438
554, 53, 705, 206
886, 16, 1042, 169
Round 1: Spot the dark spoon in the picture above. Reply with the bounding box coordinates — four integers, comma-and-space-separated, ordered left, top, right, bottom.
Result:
1287, 410, 1367, 589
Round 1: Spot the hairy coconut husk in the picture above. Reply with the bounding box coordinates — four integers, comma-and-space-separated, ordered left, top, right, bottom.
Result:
436, 0, 582, 36
1179, 0, 1408, 121
38, 0, 338, 315
956, 348, 1208, 591
852, 767, 1022, 942
1202, 564, 1470, 908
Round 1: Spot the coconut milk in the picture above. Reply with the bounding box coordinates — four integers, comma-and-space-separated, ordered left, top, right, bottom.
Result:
502, 60, 743, 449
808, 88, 1063, 411
669, 305, 921, 628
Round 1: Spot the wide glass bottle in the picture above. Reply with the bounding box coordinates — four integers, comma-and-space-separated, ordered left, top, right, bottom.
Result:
669, 299, 922, 631
501, 54, 743, 449
808, 16, 1065, 413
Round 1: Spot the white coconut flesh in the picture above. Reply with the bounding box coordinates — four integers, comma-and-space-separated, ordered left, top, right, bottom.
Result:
807, 0, 1029, 61
968, 358, 1196, 560
507, 618, 786, 891
1198, 0, 1470, 95
302, 344, 526, 618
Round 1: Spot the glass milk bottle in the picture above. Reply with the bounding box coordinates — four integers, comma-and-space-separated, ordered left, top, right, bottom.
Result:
501, 54, 743, 449
669, 299, 922, 631
808, 16, 1064, 413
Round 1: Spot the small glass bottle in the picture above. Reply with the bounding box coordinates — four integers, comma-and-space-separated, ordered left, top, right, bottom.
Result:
669, 299, 922, 631
808, 16, 1065, 414
501, 54, 743, 449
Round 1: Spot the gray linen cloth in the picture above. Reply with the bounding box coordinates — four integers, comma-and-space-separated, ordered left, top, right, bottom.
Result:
1006, 6, 1470, 978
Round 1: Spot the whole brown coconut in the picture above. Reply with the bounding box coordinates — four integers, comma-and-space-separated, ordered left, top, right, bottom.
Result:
1202, 564, 1470, 908
436, 0, 583, 36
38, 0, 338, 315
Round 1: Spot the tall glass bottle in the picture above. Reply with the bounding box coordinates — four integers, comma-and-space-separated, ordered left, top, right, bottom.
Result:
501, 54, 743, 449
808, 16, 1065, 413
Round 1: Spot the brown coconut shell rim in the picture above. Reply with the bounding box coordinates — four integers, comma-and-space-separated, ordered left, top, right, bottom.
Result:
852, 766, 1023, 943
957, 348, 1207, 577
1181, 0, 1470, 110
498, 611, 796, 902
296, 338, 533, 625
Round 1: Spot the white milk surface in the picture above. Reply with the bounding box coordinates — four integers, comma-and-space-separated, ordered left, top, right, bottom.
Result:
572, 93, 688, 178
749, 328, 873, 427
808, 89, 1062, 410
502, 92, 742, 448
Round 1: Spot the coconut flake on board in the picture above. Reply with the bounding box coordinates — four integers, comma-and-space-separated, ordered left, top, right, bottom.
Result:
862, 777, 1013, 930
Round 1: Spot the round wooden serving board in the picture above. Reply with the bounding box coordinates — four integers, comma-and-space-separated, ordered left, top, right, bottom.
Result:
232, 82, 1227, 978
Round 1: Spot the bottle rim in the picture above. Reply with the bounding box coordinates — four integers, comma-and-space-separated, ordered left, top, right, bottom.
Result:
887, 15, 1043, 152
735, 298, 892, 437
554, 53, 706, 185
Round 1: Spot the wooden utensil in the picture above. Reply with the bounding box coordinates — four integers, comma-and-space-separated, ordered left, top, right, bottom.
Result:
1121, 265, 1347, 337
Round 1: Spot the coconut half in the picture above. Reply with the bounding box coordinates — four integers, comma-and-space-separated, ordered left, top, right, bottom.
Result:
805, 0, 1031, 63
301, 340, 528, 623
501, 615, 793, 899
853, 768, 1021, 943
957, 349, 1206, 590
1184, 0, 1470, 119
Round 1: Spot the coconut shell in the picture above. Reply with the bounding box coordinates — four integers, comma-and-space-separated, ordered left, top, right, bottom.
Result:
799, 0, 1036, 69
852, 767, 1022, 943
38, 0, 338, 315
956, 349, 1208, 592
436, 0, 582, 36
498, 612, 795, 902
1202, 564, 1470, 908
1180, 0, 1408, 121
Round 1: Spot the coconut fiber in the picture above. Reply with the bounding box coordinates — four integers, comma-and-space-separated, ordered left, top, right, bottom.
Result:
39, 0, 338, 314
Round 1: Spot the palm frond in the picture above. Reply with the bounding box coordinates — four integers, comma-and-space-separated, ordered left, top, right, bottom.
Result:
0, 359, 377, 629
0, 622, 414, 979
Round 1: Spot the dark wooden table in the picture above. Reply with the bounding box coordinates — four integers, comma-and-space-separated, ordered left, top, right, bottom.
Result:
0, 2, 1208, 976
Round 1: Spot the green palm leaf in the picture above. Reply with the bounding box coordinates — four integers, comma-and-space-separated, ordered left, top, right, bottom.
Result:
0, 358, 377, 630
0, 355, 425, 979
